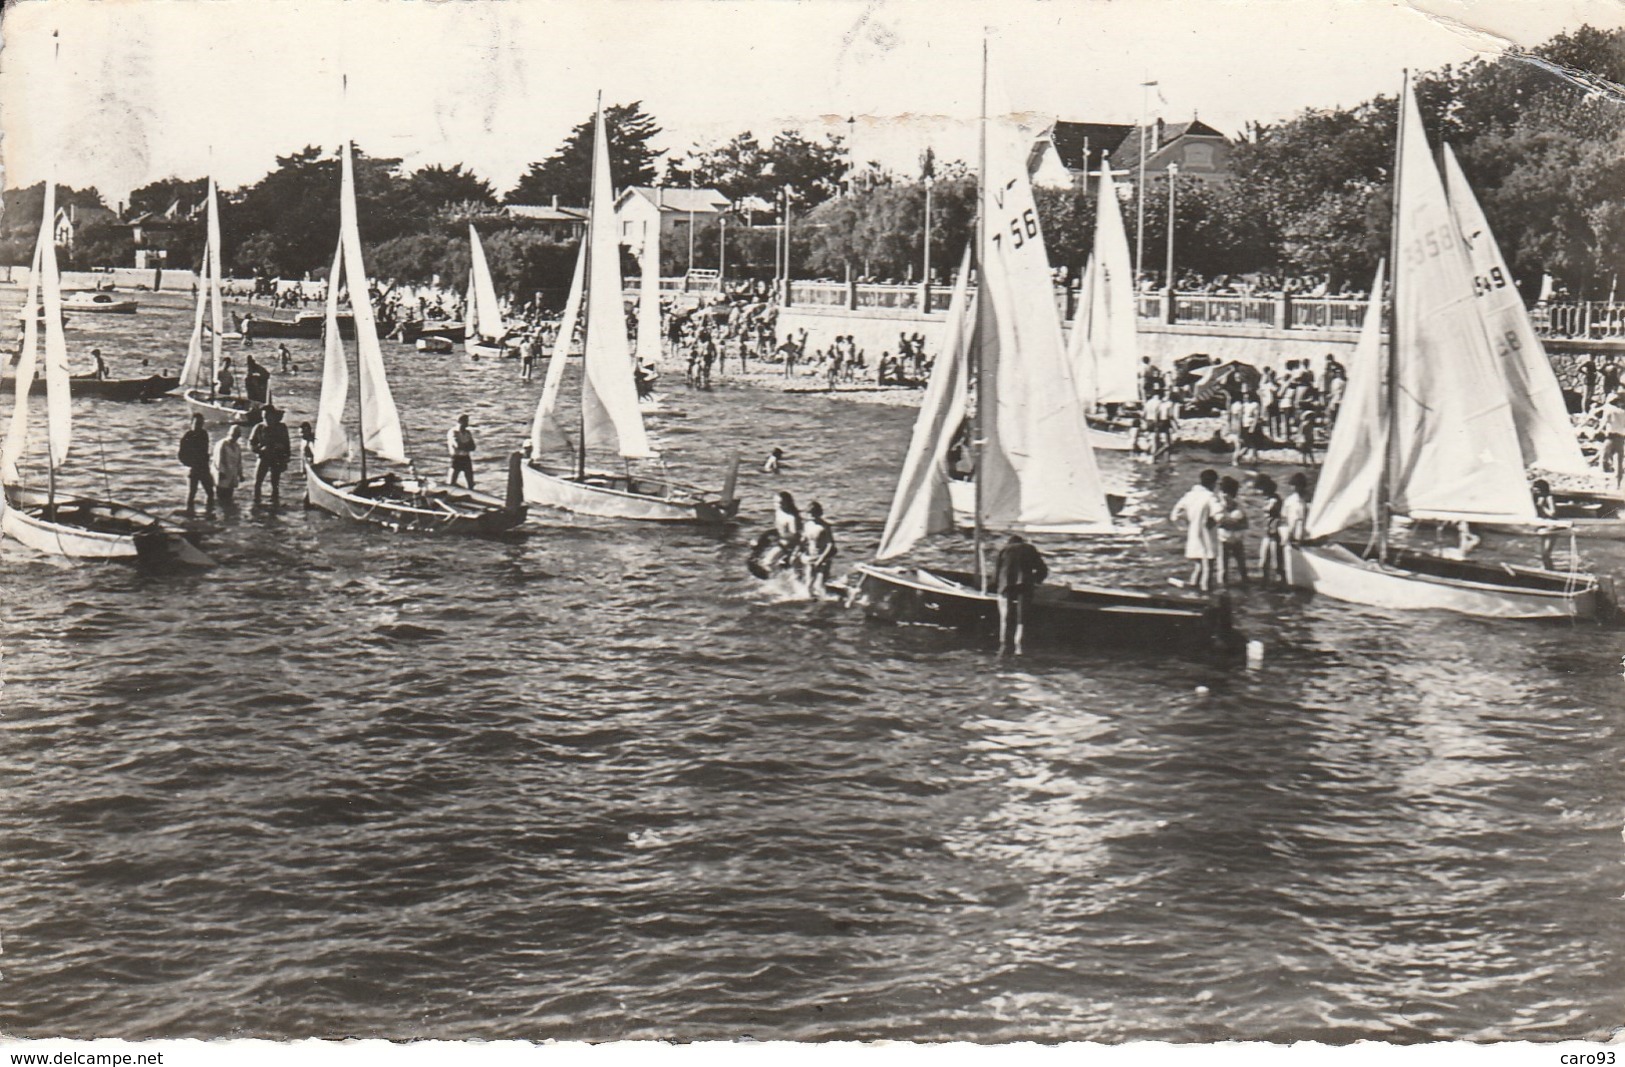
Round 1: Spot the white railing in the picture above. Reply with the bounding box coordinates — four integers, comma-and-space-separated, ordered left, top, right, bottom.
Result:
1288, 297, 1369, 331
1172, 293, 1278, 328
789, 281, 849, 307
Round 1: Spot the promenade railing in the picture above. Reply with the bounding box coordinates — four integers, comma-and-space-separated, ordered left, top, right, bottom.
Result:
745, 277, 1621, 343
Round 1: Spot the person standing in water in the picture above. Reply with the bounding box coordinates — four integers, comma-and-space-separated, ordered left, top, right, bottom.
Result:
214, 424, 244, 508
178, 414, 216, 516
1254, 474, 1287, 587
1171, 469, 1221, 592
446, 414, 477, 489
994, 534, 1048, 656
773, 491, 803, 578
1215, 475, 1250, 586
249, 406, 292, 507
800, 501, 838, 598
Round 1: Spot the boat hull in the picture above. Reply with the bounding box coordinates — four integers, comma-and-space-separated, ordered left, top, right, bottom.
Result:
183, 389, 265, 424
1086, 417, 1135, 451
306, 455, 527, 535
1, 485, 212, 566
62, 299, 138, 314
1286, 541, 1597, 620
849, 563, 1237, 650
1475, 490, 1625, 540
3, 374, 180, 400
522, 461, 739, 524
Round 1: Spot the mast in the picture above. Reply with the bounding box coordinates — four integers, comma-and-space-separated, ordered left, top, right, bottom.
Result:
1375, 72, 1406, 560
973, 35, 988, 590
577, 91, 601, 482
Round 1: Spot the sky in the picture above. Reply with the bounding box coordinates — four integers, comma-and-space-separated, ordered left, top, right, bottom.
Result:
0, 0, 1622, 205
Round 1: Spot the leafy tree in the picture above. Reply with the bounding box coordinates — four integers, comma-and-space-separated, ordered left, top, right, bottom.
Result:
225, 145, 422, 277
506, 102, 663, 205
128, 177, 208, 219
407, 164, 497, 212
667, 129, 849, 210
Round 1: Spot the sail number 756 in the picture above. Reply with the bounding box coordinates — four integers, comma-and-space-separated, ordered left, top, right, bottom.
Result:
990, 208, 1039, 251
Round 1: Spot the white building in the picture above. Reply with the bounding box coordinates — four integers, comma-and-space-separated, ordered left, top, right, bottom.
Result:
612, 186, 731, 256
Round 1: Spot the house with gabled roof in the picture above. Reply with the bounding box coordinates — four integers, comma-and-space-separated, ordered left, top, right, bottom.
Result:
1031, 117, 1234, 189
612, 185, 731, 255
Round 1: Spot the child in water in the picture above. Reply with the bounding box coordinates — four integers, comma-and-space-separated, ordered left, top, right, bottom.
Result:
1216, 476, 1250, 586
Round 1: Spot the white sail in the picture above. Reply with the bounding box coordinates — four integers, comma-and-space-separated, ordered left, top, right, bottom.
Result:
180, 234, 210, 390
1, 240, 44, 483
580, 103, 654, 460
340, 141, 408, 465
876, 246, 974, 561
468, 224, 505, 345
1441, 144, 1588, 475
1071, 162, 1138, 408
635, 221, 663, 367
976, 118, 1113, 531
312, 240, 349, 466
1387, 79, 1534, 524
39, 181, 71, 469
207, 175, 225, 382
531, 240, 586, 457
1306, 259, 1387, 541
1068, 255, 1097, 406
465, 266, 479, 343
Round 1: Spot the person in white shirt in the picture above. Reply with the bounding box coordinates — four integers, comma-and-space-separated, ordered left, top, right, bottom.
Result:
214, 424, 244, 508
1170, 468, 1221, 592
1602, 391, 1625, 487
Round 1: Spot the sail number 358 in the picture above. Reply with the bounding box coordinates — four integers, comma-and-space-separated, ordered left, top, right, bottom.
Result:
990, 209, 1039, 251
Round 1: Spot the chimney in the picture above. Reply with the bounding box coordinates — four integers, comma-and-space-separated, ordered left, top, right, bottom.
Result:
656, 185, 664, 209
550, 194, 559, 211
1154, 117, 1165, 152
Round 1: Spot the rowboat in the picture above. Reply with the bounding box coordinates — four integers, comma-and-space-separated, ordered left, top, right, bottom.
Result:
1285, 74, 1599, 620
520, 97, 739, 525
846, 49, 1233, 653
305, 140, 525, 536
1, 174, 211, 569
2, 371, 179, 401
61, 292, 137, 314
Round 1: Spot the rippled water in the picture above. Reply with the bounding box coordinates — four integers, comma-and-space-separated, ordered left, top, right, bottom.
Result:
1, 289, 1621, 1041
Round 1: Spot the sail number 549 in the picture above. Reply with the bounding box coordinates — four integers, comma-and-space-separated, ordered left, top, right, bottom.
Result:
990, 209, 1039, 251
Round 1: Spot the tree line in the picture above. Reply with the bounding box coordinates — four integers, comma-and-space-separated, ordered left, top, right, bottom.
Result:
2, 25, 1619, 301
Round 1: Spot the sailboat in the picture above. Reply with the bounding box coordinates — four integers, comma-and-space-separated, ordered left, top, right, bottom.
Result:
304, 141, 527, 535
1439, 143, 1623, 536
465, 224, 510, 359
519, 99, 739, 524
179, 175, 267, 424
847, 56, 1234, 652
1, 181, 211, 567
1066, 160, 1140, 451
1285, 75, 1600, 620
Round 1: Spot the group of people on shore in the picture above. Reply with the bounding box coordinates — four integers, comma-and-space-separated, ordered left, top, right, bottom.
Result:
1130, 354, 1345, 465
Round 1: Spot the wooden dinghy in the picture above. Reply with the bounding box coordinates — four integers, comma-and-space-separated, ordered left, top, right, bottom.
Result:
2, 485, 212, 567
306, 452, 527, 535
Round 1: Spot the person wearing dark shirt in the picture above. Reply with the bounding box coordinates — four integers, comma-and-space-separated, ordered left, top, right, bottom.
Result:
994, 534, 1048, 655
178, 414, 216, 516
249, 406, 293, 507
244, 355, 271, 405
